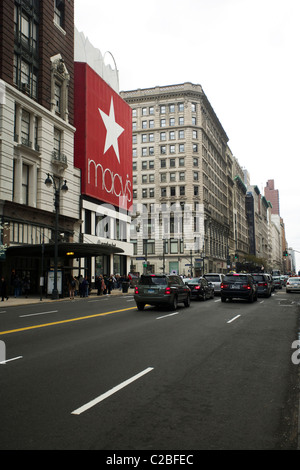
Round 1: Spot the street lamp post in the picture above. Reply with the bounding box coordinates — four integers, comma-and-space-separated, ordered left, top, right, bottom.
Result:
45, 173, 68, 299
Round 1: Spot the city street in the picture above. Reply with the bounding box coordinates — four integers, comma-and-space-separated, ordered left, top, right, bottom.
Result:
0, 290, 299, 450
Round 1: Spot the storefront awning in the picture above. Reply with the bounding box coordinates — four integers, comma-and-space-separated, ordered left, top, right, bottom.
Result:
6, 242, 124, 258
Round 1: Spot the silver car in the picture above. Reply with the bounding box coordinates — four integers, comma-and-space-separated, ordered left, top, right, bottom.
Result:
203, 273, 224, 295
286, 277, 300, 293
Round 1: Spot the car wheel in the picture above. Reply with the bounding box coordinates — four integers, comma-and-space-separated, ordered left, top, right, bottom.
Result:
211, 291, 215, 299
136, 303, 145, 311
170, 296, 178, 310
202, 293, 206, 301
184, 295, 190, 307
221, 296, 226, 302
248, 293, 254, 303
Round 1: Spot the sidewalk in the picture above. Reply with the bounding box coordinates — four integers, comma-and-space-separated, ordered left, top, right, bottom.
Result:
0, 288, 134, 308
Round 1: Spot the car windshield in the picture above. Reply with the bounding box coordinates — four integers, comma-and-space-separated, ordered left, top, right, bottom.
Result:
204, 275, 220, 282
289, 278, 300, 283
138, 276, 167, 286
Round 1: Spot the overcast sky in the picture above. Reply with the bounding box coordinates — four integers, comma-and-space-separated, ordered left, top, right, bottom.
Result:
75, 0, 300, 271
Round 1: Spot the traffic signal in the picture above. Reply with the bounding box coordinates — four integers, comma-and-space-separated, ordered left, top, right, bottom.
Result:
234, 253, 239, 260
283, 250, 288, 257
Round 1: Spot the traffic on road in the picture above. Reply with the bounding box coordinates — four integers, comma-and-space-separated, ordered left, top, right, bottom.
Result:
0, 274, 299, 451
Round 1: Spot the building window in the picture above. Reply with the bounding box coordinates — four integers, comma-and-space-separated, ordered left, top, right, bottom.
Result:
22, 164, 29, 206
21, 110, 31, 146
54, 128, 62, 153
54, 0, 65, 29
14, 4, 39, 99
54, 82, 62, 114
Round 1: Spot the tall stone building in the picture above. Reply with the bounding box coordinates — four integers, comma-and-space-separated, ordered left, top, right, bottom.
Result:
121, 83, 243, 275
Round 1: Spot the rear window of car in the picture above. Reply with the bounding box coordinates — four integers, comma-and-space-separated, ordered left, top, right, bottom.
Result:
252, 275, 264, 281
138, 276, 167, 286
204, 275, 220, 282
186, 278, 201, 285
224, 275, 249, 282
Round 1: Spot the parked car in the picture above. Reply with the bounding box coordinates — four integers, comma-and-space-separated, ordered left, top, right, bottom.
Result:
221, 273, 258, 303
203, 273, 224, 295
134, 274, 191, 310
286, 276, 300, 293
251, 273, 272, 297
183, 277, 214, 301
273, 276, 282, 289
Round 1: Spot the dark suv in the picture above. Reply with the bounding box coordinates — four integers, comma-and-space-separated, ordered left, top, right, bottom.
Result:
134, 274, 191, 311
251, 273, 272, 297
221, 273, 258, 303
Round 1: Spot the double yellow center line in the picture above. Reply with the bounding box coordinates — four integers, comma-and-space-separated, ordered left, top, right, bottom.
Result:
0, 307, 136, 336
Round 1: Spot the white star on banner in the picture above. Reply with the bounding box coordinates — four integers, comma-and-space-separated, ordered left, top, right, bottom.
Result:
99, 97, 124, 164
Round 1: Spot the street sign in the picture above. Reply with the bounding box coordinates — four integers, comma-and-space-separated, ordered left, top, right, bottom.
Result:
136, 257, 145, 260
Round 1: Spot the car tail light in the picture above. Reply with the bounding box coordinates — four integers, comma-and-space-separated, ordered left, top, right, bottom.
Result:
221, 283, 228, 289
286, 281, 290, 285
258, 282, 267, 287
135, 286, 139, 294
242, 284, 251, 290
194, 285, 201, 290
165, 287, 172, 295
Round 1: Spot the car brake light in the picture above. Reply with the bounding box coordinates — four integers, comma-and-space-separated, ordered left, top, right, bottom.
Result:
135, 287, 139, 294
221, 283, 228, 289
165, 287, 172, 295
194, 285, 201, 290
242, 284, 251, 290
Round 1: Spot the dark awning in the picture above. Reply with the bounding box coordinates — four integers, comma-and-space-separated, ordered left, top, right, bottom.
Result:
6, 242, 124, 258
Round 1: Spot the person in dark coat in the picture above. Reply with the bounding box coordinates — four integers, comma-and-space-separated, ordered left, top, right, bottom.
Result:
0, 276, 8, 301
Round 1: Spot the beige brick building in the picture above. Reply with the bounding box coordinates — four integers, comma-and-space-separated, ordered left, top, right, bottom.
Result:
121, 83, 248, 275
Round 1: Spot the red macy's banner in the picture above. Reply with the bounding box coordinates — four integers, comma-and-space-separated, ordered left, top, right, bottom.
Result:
74, 62, 132, 211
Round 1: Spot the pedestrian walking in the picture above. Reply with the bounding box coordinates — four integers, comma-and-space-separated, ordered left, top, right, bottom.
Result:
0, 276, 8, 301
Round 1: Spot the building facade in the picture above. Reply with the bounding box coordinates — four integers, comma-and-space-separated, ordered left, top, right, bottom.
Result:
121, 83, 241, 276
0, 0, 83, 295
74, 29, 133, 281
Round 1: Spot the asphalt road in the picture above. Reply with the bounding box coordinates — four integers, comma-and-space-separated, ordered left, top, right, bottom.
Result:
0, 290, 299, 450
